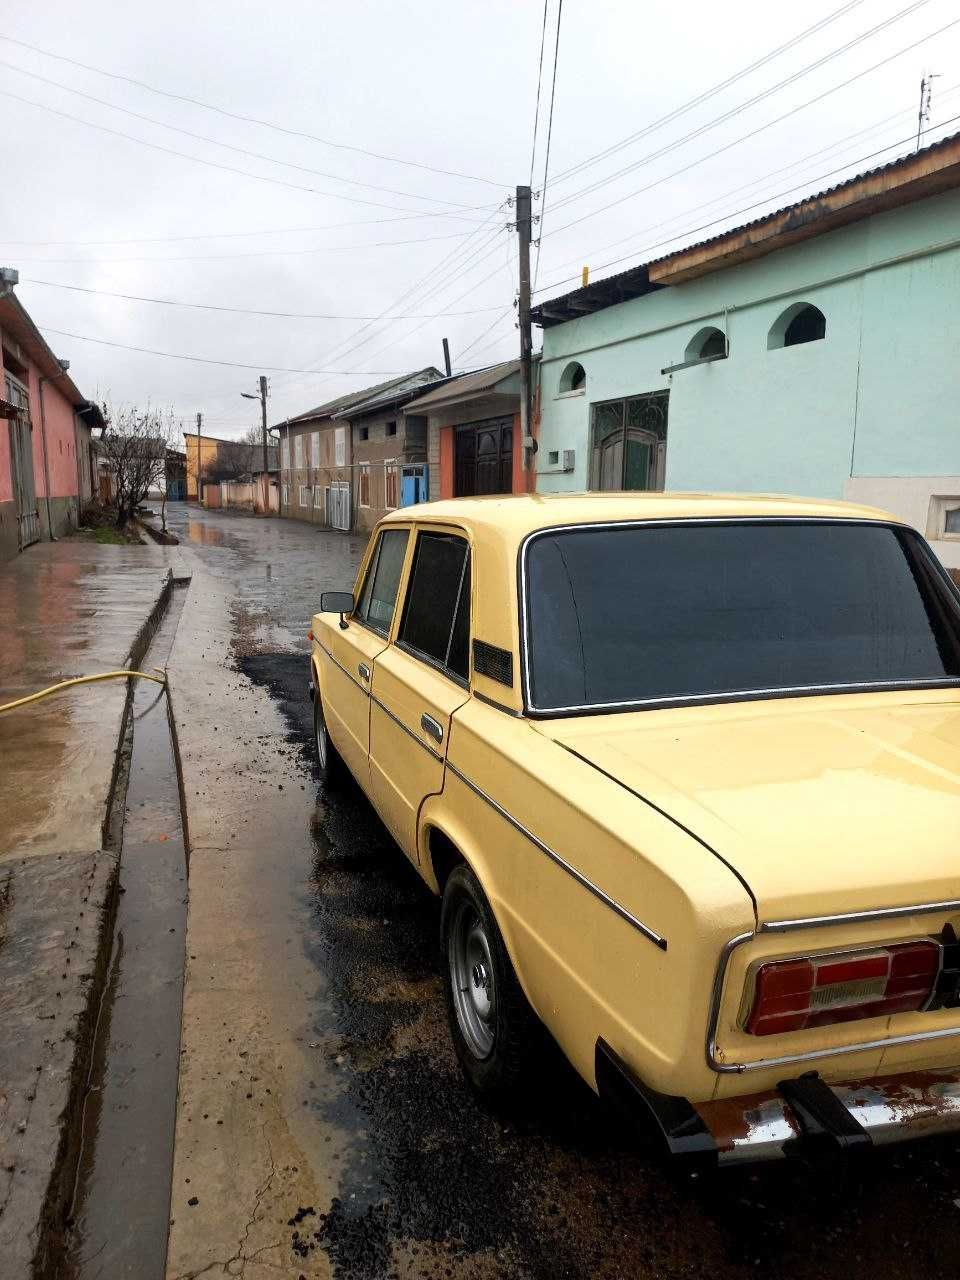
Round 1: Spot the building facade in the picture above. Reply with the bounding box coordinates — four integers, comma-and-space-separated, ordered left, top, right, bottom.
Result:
404, 360, 535, 503
532, 134, 960, 573
0, 282, 103, 562
276, 369, 441, 532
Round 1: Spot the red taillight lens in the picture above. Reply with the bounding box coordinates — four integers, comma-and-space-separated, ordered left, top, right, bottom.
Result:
745, 941, 940, 1036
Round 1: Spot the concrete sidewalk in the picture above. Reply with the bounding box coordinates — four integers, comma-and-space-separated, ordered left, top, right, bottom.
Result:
0, 541, 177, 1277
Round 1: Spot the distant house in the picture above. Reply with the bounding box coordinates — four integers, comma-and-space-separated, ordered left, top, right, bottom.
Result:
0, 276, 104, 562
182, 431, 276, 509
532, 132, 960, 576
275, 368, 442, 531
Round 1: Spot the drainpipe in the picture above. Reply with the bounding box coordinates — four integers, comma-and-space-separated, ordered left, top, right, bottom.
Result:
37, 376, 55, 540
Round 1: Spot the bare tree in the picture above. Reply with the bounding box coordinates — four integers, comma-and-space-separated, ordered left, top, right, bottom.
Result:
98, 399, 179, 528
199, 426, 260, 487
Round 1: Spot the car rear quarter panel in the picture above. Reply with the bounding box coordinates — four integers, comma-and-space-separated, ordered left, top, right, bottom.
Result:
425, 696, 755, 1103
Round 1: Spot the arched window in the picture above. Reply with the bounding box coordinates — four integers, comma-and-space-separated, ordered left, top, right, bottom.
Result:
559, 361, 586, 394
684, 326, 727, 362
768, 302, 826, 350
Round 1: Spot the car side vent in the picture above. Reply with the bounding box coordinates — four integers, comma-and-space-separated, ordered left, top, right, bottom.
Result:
473, 640, 513, 687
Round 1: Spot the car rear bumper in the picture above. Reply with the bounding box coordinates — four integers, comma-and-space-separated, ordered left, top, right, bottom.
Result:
595, 1039, 960, 1165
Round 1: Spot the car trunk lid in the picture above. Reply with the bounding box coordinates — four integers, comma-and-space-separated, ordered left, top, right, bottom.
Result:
536, 691, 960, 923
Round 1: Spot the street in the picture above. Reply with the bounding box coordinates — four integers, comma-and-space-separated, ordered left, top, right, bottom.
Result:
152, 505, 960, 1280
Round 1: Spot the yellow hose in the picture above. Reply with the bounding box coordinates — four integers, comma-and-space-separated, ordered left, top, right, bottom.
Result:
0, 669, 167, 716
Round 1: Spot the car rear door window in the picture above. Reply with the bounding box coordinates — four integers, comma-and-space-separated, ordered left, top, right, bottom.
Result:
356, 528, 408, 636
399, 532, 471, 680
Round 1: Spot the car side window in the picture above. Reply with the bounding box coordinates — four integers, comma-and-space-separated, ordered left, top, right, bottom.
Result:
355, 529, 408, 636
398, 532, 471, 681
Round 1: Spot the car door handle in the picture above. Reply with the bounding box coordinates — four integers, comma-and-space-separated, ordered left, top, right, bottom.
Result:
358, 663, 371, 682
420, 714, 443, 744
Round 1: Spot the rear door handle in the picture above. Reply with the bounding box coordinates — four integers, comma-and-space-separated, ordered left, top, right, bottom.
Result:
420, 714, 443, 744
358, 663, 371, 682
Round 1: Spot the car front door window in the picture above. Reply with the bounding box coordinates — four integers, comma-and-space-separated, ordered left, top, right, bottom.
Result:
398, 532, 471, 681
356, 528, 408, 636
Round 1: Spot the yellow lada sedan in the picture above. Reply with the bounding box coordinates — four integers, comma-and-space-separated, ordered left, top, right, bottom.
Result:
309, 493, 960, 1164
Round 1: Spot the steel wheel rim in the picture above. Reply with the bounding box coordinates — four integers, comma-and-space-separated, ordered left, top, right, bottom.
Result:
449, 900, 496, 1060
315, 704, 328, 769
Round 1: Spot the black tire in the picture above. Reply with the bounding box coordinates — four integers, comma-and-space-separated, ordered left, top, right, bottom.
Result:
440, 863, 540, 1098
313, 694, 344, 786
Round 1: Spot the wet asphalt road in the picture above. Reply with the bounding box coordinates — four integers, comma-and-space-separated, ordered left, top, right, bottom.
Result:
166, 504, 960, 1280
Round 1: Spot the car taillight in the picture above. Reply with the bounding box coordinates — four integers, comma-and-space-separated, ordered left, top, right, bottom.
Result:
745, 941, 940, 1036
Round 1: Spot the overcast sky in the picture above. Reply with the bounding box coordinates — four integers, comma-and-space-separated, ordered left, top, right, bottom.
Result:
2, 0, 958, 441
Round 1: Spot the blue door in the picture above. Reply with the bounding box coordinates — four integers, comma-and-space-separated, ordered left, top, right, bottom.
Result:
400, 465, 428, 507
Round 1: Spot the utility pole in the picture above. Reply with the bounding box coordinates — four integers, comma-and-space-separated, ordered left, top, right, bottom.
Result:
442, 337, 452, 377
195, 411, 202, 505
515, 184, 536, 465
258, 376, 269, 513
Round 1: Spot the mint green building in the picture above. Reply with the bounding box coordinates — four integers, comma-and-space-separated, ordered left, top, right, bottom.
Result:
532, 134, 960, 573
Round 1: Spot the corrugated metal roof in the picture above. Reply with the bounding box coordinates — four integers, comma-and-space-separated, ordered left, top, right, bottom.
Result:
532, 130, 960, 326
331, 367, 445, 418
278, 368, 441, 427
404, 360, 520, 410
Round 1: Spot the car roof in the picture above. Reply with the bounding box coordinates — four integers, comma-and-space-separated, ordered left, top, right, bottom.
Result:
379, 491, 904, 540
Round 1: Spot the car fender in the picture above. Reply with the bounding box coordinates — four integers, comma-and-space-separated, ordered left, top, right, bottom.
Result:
418, 795, 545, 1023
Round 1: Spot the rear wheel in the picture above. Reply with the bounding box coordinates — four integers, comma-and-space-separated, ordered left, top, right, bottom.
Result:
441, 863, 539, 1098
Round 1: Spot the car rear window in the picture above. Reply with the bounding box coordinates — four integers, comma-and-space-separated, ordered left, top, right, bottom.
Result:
523, 521, 960, 712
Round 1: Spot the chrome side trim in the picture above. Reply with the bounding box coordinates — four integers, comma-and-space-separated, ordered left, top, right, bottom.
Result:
445, 760, 667, 951
371, 693, 444, 764
707, 899, 960, 1073
761, 899, 960, 932
317, 641, 367, 694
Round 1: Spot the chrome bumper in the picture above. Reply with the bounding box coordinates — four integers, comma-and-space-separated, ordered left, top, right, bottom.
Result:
697, 1068, 960, 1164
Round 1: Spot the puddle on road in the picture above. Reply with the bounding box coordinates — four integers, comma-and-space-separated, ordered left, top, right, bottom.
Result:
64, 584, 189, 1280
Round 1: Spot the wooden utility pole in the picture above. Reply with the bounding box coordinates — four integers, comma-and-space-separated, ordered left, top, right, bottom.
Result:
516, 184, 535, 460
442, 337, 452, 377
195, 411, 202, 504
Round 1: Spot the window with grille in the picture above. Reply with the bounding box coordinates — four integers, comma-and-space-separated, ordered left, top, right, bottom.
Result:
299, 484, 311, 507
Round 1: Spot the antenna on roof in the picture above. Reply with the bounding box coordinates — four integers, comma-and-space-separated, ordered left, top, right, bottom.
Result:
916, 72, 940, 151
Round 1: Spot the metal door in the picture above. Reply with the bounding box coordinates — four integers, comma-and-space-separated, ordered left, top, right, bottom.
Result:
326, 482, 351, 531
400, 464, 428, 507
5, 375, 40, 549
454, 418, 513, 496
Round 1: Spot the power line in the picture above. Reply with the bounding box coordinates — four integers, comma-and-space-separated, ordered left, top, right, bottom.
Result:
19, 276, 507, 320
541, 82, 960, 279
0, 88, 493, 219
9, 228, 478, 265
0, 211, 469, 248
529, 0, 550, 186
547, 0, 868, 190
454, 306, 515, 363
533, 112, 960, 297
0, 58, 489, 210
35, 324, 419, 374
541, 12, 960, 244
548, 0, 937, 220
533, 0, 563, 291
0, 31, 506, 188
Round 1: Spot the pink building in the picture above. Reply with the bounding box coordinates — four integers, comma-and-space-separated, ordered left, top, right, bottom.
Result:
0, 277, 104, 562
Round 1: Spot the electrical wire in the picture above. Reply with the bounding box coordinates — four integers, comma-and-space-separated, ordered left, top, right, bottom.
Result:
532, 0, 563, 291
0, 88, 493, 219
0, 58, 491, 210
532, 112, 960, 297
19, 277, 507, 320
547, 0, 868, 189
0, 31, 506, 187
10, 228, 479, 265
540, 84, 960, 280
541, 13, 960, 244
548, 0, 937, 220
34, 325, 416, 375
529, 0, 550, 186
454, 306, 515, 363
